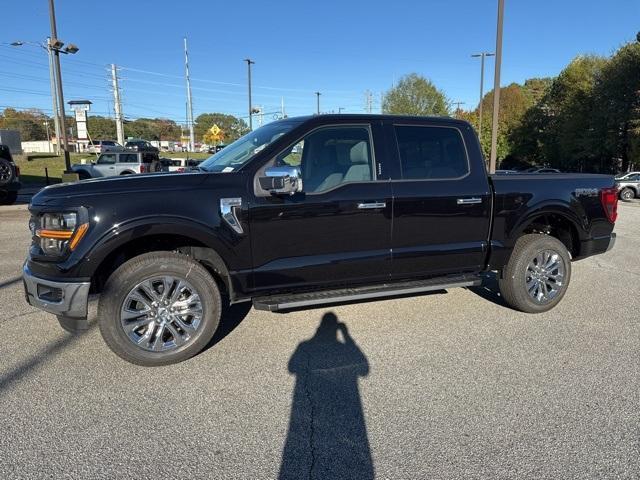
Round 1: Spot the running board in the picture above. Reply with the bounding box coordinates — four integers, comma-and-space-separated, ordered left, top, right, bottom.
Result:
252, 274, 481, 312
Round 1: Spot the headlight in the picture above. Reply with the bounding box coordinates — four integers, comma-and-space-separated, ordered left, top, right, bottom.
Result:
36, 212, 89, 256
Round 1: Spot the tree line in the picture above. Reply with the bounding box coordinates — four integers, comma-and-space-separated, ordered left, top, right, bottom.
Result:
0, 109, 249, 145
383, 33, 640, 173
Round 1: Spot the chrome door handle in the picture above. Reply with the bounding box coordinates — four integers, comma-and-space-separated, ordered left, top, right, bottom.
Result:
357, 201, 386, 209
456, 197, 482, 205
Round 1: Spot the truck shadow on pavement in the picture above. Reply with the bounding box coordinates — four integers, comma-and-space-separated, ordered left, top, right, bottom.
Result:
0, 320, 97, 395
279, 312, 374, 480
202, 299, 252, 353
466, 272, 509, 308
0, 276, 22, 290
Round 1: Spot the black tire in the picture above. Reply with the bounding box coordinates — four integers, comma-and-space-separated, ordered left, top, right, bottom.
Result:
0, 159, 15, 186
619, 188, 635, 201
98, 252, 221, 366
77, 170, 91, 180
498, 234, 572, 313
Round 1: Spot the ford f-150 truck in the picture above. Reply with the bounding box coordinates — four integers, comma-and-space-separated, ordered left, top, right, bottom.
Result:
23, 115, 618, 366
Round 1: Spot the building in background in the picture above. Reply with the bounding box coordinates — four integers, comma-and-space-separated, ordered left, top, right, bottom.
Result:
0, 130, 23, 154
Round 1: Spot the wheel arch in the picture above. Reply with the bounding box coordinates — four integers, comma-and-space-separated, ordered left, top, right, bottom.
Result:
510, 208, 582, 258
87, 228, 235, 301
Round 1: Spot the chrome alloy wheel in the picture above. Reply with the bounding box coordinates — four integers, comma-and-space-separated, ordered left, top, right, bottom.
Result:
0, 162, 12, 183
525, 249, 566, 304
120, 276, 204, 352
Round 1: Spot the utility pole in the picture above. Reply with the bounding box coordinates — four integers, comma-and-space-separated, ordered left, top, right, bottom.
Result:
245, 59, 255, 129
281, 97, 286, 118
315, 91, 321, 114
451, 101, 466, 118
489, 0, 505, 174
471, 52, 495, 143
111, 64, 125, 146
48, 0, 71, 172
364, 90, 374, 114
45, 38, 61, 155
184, 37, 195, 151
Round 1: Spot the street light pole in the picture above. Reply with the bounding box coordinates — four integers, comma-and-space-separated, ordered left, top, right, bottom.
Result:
471, 52, 495, 143
46, 38, 61, 155
10, 39, 62, 155
244, 59, 255, 130
43, 120, 51, 153
489, 0, 505, 174
315, 91, 321, 114
48, 0, 71, 172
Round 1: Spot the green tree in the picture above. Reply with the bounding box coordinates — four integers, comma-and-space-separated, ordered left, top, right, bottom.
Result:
87, 116, 116, 139
590, 39, 640, 172
0, 108, 49, 141
510, 55, 607, 171
474, 83, 531, 162
194, 113, 249, 143
382, 73, 449, 116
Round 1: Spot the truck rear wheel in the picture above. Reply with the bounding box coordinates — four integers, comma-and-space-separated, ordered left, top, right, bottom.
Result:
98, 252, 221, 366
499, 234, 571, 313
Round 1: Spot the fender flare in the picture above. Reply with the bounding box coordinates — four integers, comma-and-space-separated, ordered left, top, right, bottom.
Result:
76, 216, 240, 283
505, 201, 585, 249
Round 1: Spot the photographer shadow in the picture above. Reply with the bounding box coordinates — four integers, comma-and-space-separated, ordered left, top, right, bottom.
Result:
279, 312, 373, 480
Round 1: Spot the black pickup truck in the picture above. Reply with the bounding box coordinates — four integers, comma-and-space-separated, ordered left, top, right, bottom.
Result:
23, 114, 618, 366
0, 144, 21, 205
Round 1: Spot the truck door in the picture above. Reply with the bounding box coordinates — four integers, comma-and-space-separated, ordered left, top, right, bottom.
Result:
248, 122, 393, 293
94, 153, 117, 177
385, 121, 492, 279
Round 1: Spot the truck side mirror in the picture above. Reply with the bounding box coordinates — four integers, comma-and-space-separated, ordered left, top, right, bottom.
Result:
259, 165, 303, 195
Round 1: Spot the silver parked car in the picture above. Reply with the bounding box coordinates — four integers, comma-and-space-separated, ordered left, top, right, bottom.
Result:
72, 151, 160, 179
616, 173, 640, 200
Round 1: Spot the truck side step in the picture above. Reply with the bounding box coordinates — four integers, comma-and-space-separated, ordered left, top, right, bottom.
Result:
252, 274, 482, 312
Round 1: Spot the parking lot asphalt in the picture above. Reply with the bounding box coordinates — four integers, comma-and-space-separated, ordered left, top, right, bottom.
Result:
0, 202, 638, 479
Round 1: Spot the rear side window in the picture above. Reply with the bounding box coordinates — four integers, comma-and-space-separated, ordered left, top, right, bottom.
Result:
118, 154, 138, 163
394, 125, 469, 180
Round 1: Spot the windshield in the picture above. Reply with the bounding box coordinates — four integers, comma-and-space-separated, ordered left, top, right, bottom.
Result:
199, 121, 302, 172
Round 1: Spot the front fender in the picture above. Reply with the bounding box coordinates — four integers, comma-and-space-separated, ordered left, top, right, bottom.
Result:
69, 214, 249, 279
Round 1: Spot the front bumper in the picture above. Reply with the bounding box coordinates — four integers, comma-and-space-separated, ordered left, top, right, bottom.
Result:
23, 264, 90, 319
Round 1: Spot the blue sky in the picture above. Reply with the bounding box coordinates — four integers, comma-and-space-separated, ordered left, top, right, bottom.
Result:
1, 0, 638, 126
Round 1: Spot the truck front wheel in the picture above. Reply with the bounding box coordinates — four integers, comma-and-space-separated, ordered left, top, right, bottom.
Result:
499, 234, 572, 313
98, 252, 221, 366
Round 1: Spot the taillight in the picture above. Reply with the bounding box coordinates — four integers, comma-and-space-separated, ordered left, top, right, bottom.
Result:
140, 165, 147, 173
600, 187, 618, 223
177, 167, 185, 173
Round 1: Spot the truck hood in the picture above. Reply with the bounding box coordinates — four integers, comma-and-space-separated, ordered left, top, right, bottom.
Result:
31, 172, 214, 206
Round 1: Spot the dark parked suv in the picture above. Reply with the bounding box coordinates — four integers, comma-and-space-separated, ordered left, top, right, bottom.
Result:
23, 114, 617, 366
0, 144, 21, 205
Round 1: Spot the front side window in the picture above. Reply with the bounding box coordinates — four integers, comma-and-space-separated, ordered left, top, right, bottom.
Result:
275, 126, 374, 193
97, 153, 116, 165
200, 120, 303, 173
394, 125, 469, 180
